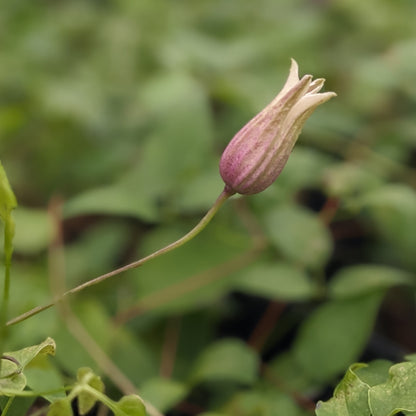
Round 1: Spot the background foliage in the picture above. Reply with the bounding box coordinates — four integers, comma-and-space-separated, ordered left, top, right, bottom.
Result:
1, 0, 416, 415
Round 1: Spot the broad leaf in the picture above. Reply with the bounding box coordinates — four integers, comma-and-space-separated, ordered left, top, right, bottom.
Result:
359, 185, 416, 268
315, 364, 371, 416
25, 355, 66, 402
47, 398, 73, 416
235, 261, 317, 301
225, 389, 307, 416
262, 204, 332, 270
140, 377, 187, 412
1, 338, 56, 394
114, 395, 146, 416
369, 362, 416, 416
293, 293, 382, 382
329, 265, 414, 299
12, 207, 53, 254
190, 339, 259, 385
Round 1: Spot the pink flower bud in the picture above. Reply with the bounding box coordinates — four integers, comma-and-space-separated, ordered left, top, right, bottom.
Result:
219, 59, 336, 195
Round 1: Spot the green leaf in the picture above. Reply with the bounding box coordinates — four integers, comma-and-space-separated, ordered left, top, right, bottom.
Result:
354, 359, 392, 387
369, 362, 416, 416
293, 293, 382, 382
235, 261, 318, 301
64, 184, 158, 222
359, 185, 416, 267
268, 351, 320, 393
198, 414, 227, 416
12, 207, 53, 254
54, 301, 112, 373
323, 162, 382, 198
5, 337, 56, 369
225, 389, 306, 416
114, 395, 146, 416
1, 338, 56, 394
109, 329, 158, 387
315, 363, 371, 416
262, 204, 332, 269
406, 354, 416, 363
329, 265, 414, 299
47, 398, 73, 416
140, 377, 187, 412
76, 367, 105, 415
130, 72, 214, 201
0, 396, 35, 416
128, 220, 251, 314
278, 147, 335, 192
190, 339, 259, 385
0, 363, 26, 393
25, 354, 66, 402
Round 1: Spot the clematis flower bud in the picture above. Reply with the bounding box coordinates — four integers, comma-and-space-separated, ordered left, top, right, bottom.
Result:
219, 59, 336, 195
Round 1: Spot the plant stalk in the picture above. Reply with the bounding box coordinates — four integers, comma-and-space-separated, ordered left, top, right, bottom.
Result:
6, 189, 232, 326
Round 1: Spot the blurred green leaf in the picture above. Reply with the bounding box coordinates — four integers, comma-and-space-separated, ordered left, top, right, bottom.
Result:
235, 261, 318, 301
63, 221, 131, 287
140, 377, 187, 412
13, 207, 53, 254
278, 147, 335, 193
25, 354, 66, 402
198, 413, 226, 416
293, 293, 382, 382
225, 389, 306, 416
0, 396, 35, 416
110, 329, 158, 387
359, 185, 416, 267
268, 351, 320, 394
323, 162, 382, 199
114, 395, 146, 416
329, 264, 415, 299
406, 354, 416, 363
128, 219, 251, 314
54, 302, 111, 374
47, 398, 73, 416
262, 204, 332, 270
64, 185, 159, 222
190, 339, 259, 385
128, 72, 214, 201
76, 367, 105, 415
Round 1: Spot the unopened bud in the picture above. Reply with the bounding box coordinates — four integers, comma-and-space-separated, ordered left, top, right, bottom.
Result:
219, 59, 336, 195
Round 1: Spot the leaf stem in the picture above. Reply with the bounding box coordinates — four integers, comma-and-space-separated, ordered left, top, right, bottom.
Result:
0, 397, 15, 416
6, 189, 232, 326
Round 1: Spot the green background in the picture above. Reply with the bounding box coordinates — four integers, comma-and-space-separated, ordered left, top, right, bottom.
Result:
1, 0, 415, 415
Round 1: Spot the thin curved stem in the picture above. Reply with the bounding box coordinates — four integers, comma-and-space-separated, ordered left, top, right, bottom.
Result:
7, 189, 233, 326
0, 218, 14, 371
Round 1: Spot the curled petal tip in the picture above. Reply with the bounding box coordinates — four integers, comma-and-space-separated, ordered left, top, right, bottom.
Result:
219, 60, 336, 195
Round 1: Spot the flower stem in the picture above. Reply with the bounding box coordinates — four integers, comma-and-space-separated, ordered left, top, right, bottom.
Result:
6, 189, 233, 326
0, 218, 14, 370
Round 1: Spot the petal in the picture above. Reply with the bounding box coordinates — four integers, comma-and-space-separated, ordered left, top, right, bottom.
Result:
286, 91, 336, 124
271, 59, 303, 104
307, 78, 325, 94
